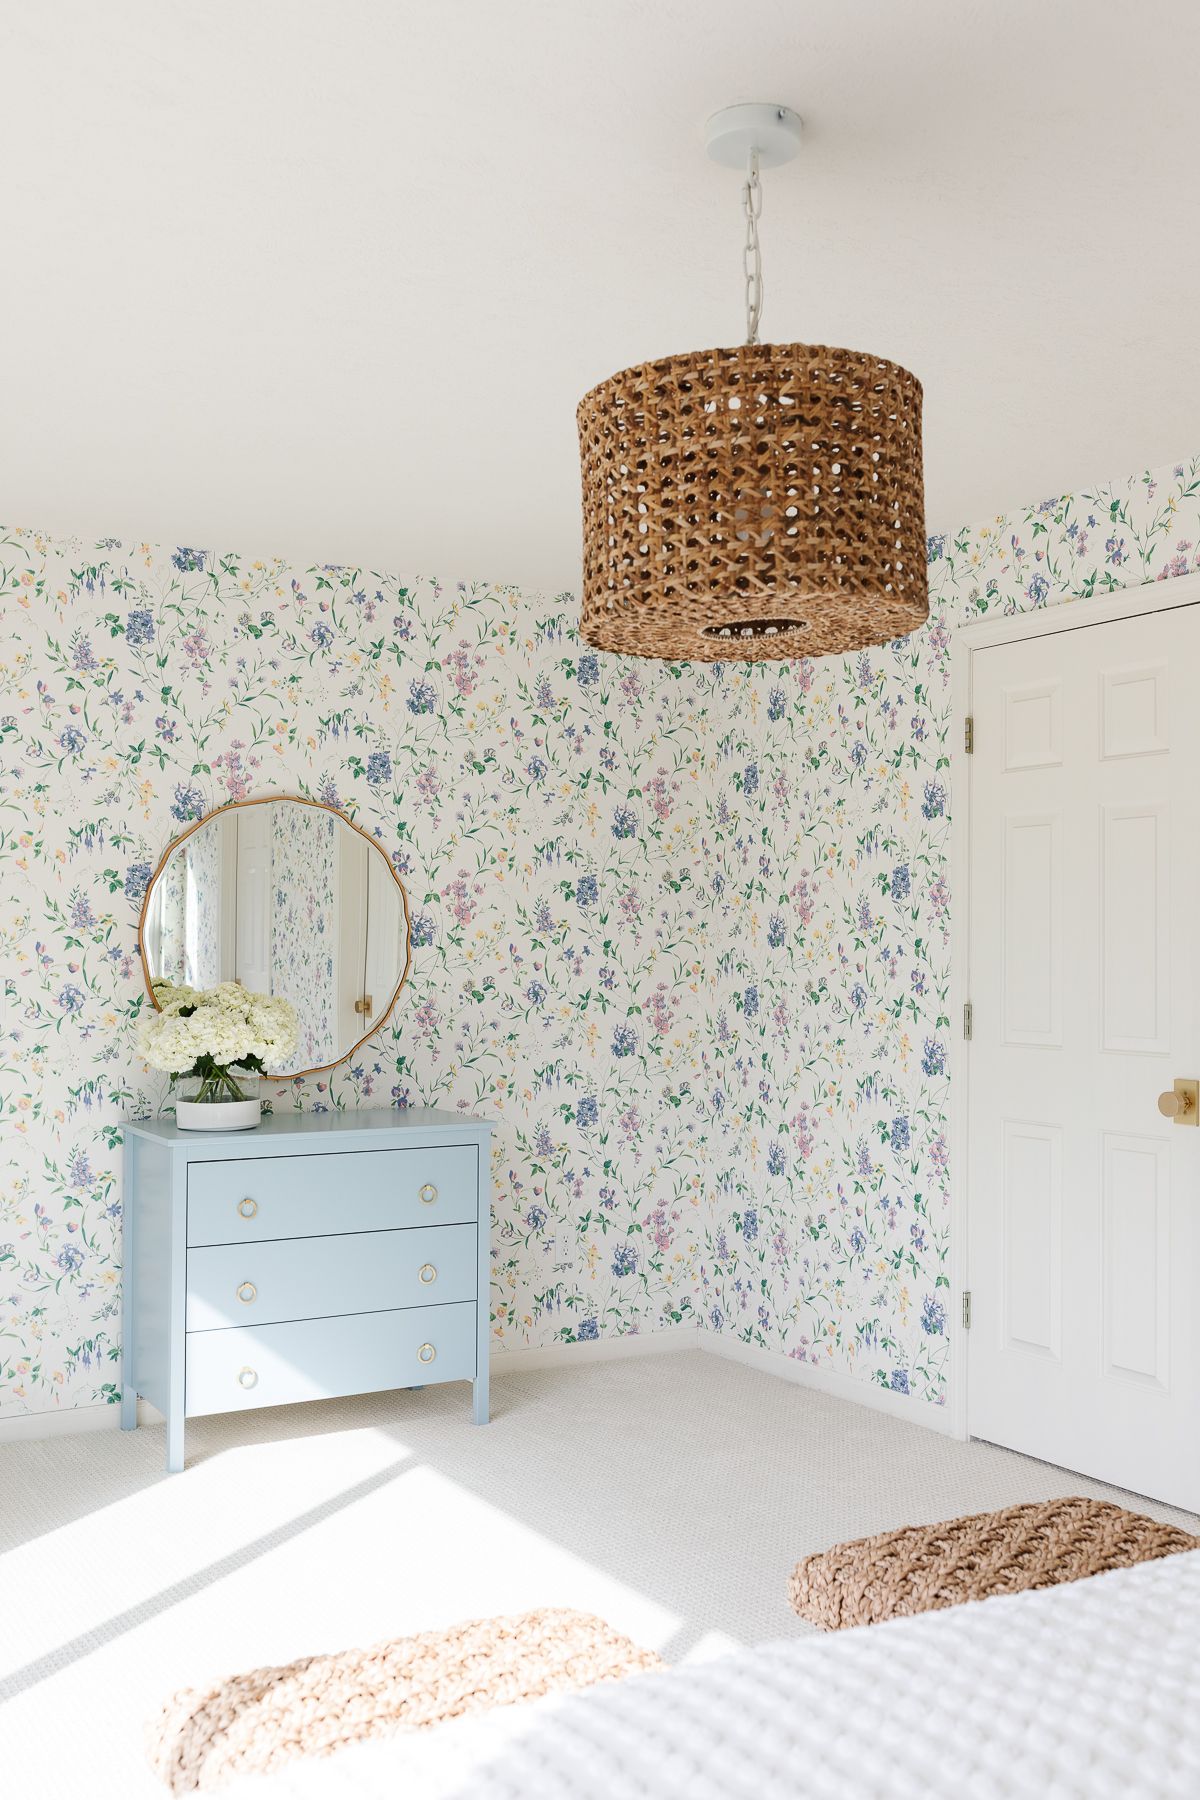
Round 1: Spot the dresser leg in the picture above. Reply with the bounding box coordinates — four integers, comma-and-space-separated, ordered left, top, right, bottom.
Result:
166, 1414, 185, 1474
472, 1374, 489, 1425
120, 1379, 137, 1432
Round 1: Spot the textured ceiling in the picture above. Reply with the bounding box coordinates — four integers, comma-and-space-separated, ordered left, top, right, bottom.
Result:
4, 0, 1197, 591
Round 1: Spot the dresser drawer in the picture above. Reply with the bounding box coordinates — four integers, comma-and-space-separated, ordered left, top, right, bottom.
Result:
185, 1224, 477, 1331
184, 1301, 477, 1417
187, 1145, 478, 1246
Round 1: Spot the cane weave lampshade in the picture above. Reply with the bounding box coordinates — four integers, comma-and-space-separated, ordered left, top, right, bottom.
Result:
577, 339, 927, 663
577, 103, 928, 663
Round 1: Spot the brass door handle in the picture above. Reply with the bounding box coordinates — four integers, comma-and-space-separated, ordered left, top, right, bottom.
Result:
1158, 1079, 1199, 1125
236, 1281, 257, 1304
419, 1263, 437, 1284
417, 1342, 436, 1364
354, 995, 374, 1016
237, 1367, 258, 1389
419, 1183, 438, 1205
238, 1197, 258, 1219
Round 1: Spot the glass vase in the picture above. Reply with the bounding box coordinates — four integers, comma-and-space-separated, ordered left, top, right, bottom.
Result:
174, 1069, 262, 1132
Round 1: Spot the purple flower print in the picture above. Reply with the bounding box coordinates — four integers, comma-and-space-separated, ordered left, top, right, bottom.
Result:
125, 609, 155, 646
850, 1227, 867, 1254
56, 1243, 84, 1273
926, 533, 947, 561
767, 915, 786, 949
57, 985, 85, 1014
410, 911, 434, 946
526, 1206, 547, 1232
1105, 534, 1127, 567
611, 807, 637, 839
1026, 574, 1049, 605
921, 1038, 946, 1077
767, 687, 787, 721
366, 750, 393, 786
58, 725, 87, 756
709, 1307, 724, 1331
407, 678, 437, 715
611, 1024, 636, 1058
526, 980, 546, 1007
309, 621, 334, 649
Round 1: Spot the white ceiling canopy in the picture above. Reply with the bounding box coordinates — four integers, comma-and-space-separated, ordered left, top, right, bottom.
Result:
4, 0, 1197, 593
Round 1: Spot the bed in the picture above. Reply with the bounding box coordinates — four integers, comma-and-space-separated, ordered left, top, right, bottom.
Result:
231, 1548, 1200, 1798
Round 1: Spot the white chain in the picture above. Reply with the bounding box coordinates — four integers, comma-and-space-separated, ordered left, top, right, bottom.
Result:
742, 147, 763, 345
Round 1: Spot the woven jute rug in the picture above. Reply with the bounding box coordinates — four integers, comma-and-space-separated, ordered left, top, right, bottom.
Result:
788, 1496, 1199, 1632
148, 1606, 665, 1794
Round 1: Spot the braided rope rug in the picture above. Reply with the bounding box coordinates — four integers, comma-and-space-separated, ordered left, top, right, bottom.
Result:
788, 1495, 1199, 1632
148, 1606, 665, 1794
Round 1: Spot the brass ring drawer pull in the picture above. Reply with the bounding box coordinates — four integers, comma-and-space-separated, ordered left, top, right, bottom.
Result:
237, 1367, 258, 1389
419, 1263, 437, 1285
238, 1197, 258, 1220
236, 1281, 257, 1305
419, 1183, 438, 1205
417, 1342, 436, 1364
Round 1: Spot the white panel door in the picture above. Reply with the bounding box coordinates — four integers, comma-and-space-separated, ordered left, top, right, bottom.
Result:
968, 605, 1200, 1509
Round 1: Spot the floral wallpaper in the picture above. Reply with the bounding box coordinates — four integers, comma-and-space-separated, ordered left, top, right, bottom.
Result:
1, 452, 1197, 1420
269, 800, 337, 1068
695, 454, 1200, 1405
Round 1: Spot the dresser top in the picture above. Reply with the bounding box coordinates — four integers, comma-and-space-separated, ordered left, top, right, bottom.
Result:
124, 1107, 493, 1152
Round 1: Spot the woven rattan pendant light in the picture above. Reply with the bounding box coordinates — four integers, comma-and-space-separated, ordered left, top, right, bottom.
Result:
577, 103, 927, 663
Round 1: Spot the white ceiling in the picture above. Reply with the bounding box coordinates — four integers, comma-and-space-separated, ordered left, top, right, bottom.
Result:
4, 1, 1197, 592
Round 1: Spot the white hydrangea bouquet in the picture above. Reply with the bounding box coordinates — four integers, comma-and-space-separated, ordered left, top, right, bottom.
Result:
137, 981, 298, 1129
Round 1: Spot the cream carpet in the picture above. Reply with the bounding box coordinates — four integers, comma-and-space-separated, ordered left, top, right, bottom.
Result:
3, 1348, 1197, 1798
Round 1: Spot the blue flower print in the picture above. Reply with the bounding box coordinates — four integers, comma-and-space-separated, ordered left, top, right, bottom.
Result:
575, 874, 598, 908
125, 609, 155, 646
576, 1094, 599, 1128
611, 1024, 636, 1058
124, 861, 152, 902
366, 750, 393, 786
170, 782, 205, 822
743, 985, 759, 1017
891, 1116, 911, 1153
921, 1295, 946, 1336
611, 807, 637, 839
577, 653, 600, 687
577, 1316, 599, 1342
611, 1244, 637, 1277
890, 1368, 910, 1394
921, 1038, 946, 1077
407, 679, 437, 715
921, 781, 946, 820
891, 863, 910, 900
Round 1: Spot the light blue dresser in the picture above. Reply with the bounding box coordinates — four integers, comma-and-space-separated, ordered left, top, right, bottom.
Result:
121, 1110, 493, 1471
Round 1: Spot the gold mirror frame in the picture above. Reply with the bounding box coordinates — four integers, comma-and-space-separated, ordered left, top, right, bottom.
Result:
136, 795, 413, 1080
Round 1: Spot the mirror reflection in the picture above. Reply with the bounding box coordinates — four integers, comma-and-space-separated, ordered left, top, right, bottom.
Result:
141, 800, 411, 1076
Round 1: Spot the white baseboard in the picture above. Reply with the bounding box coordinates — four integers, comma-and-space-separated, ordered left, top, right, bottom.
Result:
491, 1324, 700, 1373
0, 1328, 957, 1445
0, 1397, 162, 1444
699, 1334, 959, 1436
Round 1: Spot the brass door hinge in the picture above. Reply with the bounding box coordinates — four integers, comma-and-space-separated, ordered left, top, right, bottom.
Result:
962, 1290, 972, 1331
963, 1001, 973, 1040
964, 715, 974, 754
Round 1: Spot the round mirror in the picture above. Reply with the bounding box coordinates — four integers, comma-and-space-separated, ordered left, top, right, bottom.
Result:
138, 798, 412, 1077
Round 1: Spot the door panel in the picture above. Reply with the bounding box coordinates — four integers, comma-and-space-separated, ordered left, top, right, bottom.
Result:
967, 604, 1200, 1510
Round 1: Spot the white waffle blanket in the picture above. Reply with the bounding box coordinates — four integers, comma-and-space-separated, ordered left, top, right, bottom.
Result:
235, 1549, 1200, 1800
